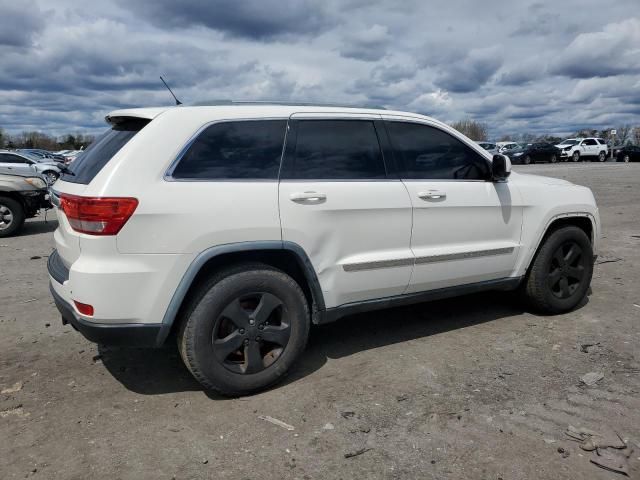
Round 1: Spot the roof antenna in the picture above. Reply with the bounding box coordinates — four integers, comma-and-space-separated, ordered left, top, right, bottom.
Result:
160, 76, 182, 105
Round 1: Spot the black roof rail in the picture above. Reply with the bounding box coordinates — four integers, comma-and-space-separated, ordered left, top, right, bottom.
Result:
191, 100, 387, 110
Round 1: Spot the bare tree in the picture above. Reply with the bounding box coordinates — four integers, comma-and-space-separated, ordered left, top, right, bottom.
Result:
450, 119, 489, 141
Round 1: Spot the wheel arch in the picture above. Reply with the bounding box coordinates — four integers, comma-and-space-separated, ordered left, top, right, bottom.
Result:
523, 213, 596, 278
156, 241, 324, 346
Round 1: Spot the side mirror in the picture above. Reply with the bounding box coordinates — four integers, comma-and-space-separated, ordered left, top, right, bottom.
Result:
492, 154, 511, 181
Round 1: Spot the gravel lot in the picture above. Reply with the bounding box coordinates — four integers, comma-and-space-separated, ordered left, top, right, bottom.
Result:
1, 163, 639, 479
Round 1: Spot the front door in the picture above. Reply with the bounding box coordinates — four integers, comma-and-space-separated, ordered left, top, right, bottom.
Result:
383, 119, 523, 293
278, 115, 414, 308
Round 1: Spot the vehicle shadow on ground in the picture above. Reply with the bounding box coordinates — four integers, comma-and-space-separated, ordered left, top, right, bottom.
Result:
21, 217, 58, 235
100, 291, 527, 398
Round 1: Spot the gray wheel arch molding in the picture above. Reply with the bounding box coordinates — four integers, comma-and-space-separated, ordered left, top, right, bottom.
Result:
154, 240, 325, 346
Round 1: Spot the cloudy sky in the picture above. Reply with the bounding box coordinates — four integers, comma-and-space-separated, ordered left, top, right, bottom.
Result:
0, 0, 639, 138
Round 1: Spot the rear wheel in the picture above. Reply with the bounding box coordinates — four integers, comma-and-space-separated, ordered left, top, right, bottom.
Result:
598, 151, 606, 162
523, 226, 593, 314
623, 155, 630, 163
0, 197, 25, 237
178, 263, 310, 396
523, 155, 531, 165
572, 151, 580, 162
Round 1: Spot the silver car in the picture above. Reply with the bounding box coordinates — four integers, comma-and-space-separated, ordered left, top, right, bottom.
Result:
0, 150, 61, 185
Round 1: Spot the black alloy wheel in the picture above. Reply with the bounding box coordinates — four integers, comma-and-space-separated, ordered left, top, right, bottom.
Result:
547, 241, 587, 300
178, 263, 310, 396
212, 292, 290, 374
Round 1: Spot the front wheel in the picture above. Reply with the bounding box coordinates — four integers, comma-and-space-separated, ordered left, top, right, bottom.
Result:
177, 263, 310, 396
0, 197, 26, 237
623, 155, 630, 163
43, 171, 59, 185
572, 151, 580, 162
523, 226, 593, 314
523, 155, 531, 165
550, 154, 557, 163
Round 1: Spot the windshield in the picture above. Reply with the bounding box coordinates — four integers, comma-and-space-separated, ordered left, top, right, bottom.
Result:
560, 139, 579, 145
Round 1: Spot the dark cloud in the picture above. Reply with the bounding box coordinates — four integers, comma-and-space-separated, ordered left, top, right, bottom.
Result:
434, 48, 503, 93
0, 0, 638, 138
0, 1, 46, 47
118, 0, 334, 40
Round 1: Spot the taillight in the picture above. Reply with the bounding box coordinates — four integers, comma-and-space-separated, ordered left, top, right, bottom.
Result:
73, 300, 94, 316
60, 194, 138, 236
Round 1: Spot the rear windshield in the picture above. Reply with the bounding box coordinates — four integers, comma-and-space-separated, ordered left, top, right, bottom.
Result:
61, 118, 149, 184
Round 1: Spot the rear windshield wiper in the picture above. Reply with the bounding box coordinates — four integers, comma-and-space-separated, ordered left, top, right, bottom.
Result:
56, 163, 75, 176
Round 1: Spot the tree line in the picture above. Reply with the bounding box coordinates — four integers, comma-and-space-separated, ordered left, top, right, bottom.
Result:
450, 119, 640, 146
0, 128, 95, 151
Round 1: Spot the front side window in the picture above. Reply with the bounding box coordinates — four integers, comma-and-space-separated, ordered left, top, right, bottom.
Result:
386, 122, 490, 180
283, 120, 386, 180
172, 120, 287, 180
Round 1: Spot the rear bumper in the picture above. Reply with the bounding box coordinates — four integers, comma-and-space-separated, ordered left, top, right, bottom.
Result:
49, 282, 162, 346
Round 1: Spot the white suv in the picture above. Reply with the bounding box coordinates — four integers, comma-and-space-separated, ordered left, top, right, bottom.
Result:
556, 137, 608, 162
48, 104, 600, 395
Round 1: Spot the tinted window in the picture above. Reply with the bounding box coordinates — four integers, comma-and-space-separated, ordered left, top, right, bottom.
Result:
285, 120, 386, 180
0, 154, 29, 164
63, 118, 149, 184
597, 139, 606, 145
172, 120, 286, 180
386, 122, 490, 180
582, 139, 597, 146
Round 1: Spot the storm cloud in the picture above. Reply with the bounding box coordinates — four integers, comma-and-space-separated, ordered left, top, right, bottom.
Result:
0, 0, 638, 138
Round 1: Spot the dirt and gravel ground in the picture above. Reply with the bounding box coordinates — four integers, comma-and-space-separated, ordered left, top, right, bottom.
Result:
1, 162, 639, 479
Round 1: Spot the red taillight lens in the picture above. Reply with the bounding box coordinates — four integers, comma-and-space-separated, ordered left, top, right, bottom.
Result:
73, 300, 94, 316
60, 194, 138, 236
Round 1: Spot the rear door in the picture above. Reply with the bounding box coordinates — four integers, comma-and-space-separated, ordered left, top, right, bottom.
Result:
384, 118, 523, 293
278, 114, 414, 308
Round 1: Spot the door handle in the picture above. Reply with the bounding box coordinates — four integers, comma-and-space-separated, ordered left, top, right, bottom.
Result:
418, 190, 446, 200
290, 191, 327, 203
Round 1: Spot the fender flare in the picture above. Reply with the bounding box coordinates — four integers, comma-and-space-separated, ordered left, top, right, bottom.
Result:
520, 212, 598, 277
155, 240, 325, 346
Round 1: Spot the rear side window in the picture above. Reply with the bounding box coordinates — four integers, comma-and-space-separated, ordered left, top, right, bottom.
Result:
283, 120, 386, 180
171, 120, 286, 180
386, 121, 490, 180
62, 118, 149, 184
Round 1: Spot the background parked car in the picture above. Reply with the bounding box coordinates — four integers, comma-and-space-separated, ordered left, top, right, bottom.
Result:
505, 143, 561, 164
616, 145, 640, 162
477, 142, 498, 154
0, 150, 61, 185
555, 138, 608, 162
496, 142, 520, 154
19, 149, 67, 162
0, 166, 50, 237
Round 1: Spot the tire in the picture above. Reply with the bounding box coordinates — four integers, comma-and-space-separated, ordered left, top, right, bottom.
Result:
598, 151, 606, 162
0, 197, 26, 238
523, 226, 593, 314
42, 171, 59, 185
572, 151, 580, 162
550, 154, 557, 163
523, 155, 531, 165
623, 155, 630, 163
177, 263, 310, 396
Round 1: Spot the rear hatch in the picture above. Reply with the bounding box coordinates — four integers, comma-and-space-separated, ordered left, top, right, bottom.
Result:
52, 116, 151, 269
